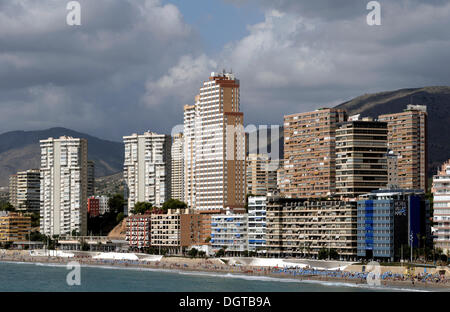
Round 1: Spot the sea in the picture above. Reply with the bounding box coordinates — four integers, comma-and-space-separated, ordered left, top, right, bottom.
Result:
0, 261, 435, 292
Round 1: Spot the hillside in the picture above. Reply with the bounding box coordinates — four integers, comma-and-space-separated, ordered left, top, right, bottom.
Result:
95, 172, 124, 196
335, 86, 450, 177
0, 127, 123, 186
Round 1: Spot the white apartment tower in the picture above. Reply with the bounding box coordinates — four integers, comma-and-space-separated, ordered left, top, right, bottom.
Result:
40, 136, 88, 236
184, 71, 246, 212
171, 133, 184, 201
123, 132, 171, 214
184, 102, 197, 208
432, 160, 450, 254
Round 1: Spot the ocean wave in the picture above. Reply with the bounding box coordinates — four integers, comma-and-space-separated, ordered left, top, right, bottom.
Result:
178, 271, 430, 292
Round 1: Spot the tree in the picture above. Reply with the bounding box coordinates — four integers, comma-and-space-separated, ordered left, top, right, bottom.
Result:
205, 236, 211, 243
81, 241, 90, 251
188, 248, 199, 258
0, 202, 15, 212
162, 199, 187, 211
108, 194, 124, 214
116, 212, 125, 224
29, 212, 40, 228
216, 248, 226, 257
329, 249, 339, 260
132, 202, 153, 214
318, 248, 328, 260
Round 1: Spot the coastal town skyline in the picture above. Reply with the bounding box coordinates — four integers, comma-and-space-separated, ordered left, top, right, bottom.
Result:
1, 0, 450, 297
1, 0, 450, 141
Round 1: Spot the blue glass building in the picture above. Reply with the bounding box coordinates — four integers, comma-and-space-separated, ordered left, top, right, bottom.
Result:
357, 189, 431, 261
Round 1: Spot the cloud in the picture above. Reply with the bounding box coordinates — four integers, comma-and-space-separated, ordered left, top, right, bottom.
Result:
1, 0, 449, 141
0, 0, 200, 139
215, 0, 450, 126
143, 54, 217, 108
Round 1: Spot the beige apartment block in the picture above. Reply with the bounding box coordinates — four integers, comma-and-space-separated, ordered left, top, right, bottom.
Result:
282, 108, 347, 198
378, 105, 428, 191
265, 196, 358, 260
184, 71, 246, 211
336, 117, 388, 198
9, 169, 40, 212
246, 153, 279, 196
387, 150, 399, 187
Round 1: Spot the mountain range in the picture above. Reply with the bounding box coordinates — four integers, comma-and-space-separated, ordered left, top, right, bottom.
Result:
0, 127, 123, 186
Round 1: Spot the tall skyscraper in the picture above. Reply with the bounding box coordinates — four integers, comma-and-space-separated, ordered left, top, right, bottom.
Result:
432, 159, 450, 254
184, 71, 246, 211
123, 132, 171, 214
184, 103, 196, 208
336, 116, 388, 198
40, 136, 88, 236
9, 174, 18, 209
379, 105, 428, 191
171, 133, 184, 202
9, 169, 40, 212
282, 108, 347, 198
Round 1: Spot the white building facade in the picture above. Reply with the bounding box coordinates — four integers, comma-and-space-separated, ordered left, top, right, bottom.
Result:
123, 132, 171, 214
210, 211, 248, 254
171, 133, 184, 202
40, 136, 88, 236
248, 196, 267, 253
432, 160, 450, 253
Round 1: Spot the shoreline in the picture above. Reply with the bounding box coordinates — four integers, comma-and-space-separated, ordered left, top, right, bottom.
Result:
1, 252, 448, 291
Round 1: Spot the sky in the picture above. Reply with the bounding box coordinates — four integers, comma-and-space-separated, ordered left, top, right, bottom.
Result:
1, 0, 449, 141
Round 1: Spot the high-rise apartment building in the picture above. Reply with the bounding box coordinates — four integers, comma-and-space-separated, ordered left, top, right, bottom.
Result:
282, 108, 347, 198
184, 71, 246, 211
265, 196, 358, 259
9, 174, 18, 209
336, 117, 388, 198
184, 103, 196, 208
432, 160, 450, 254
378, 105, 428, 191
246, 154, 278, 196
171, 133, 184, 202
387, 150, 399, 187
40, 136, 88, 236
123, 132, 171, 214
9, 169, 40, 212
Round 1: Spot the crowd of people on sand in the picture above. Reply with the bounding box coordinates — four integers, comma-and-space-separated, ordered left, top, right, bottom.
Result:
1, 250, 448, 287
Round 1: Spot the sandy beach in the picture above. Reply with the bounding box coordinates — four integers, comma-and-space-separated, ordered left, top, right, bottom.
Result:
1, 249, 449, 291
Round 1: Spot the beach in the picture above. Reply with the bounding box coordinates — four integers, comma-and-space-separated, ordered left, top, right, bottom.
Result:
1, 249, 449, 291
